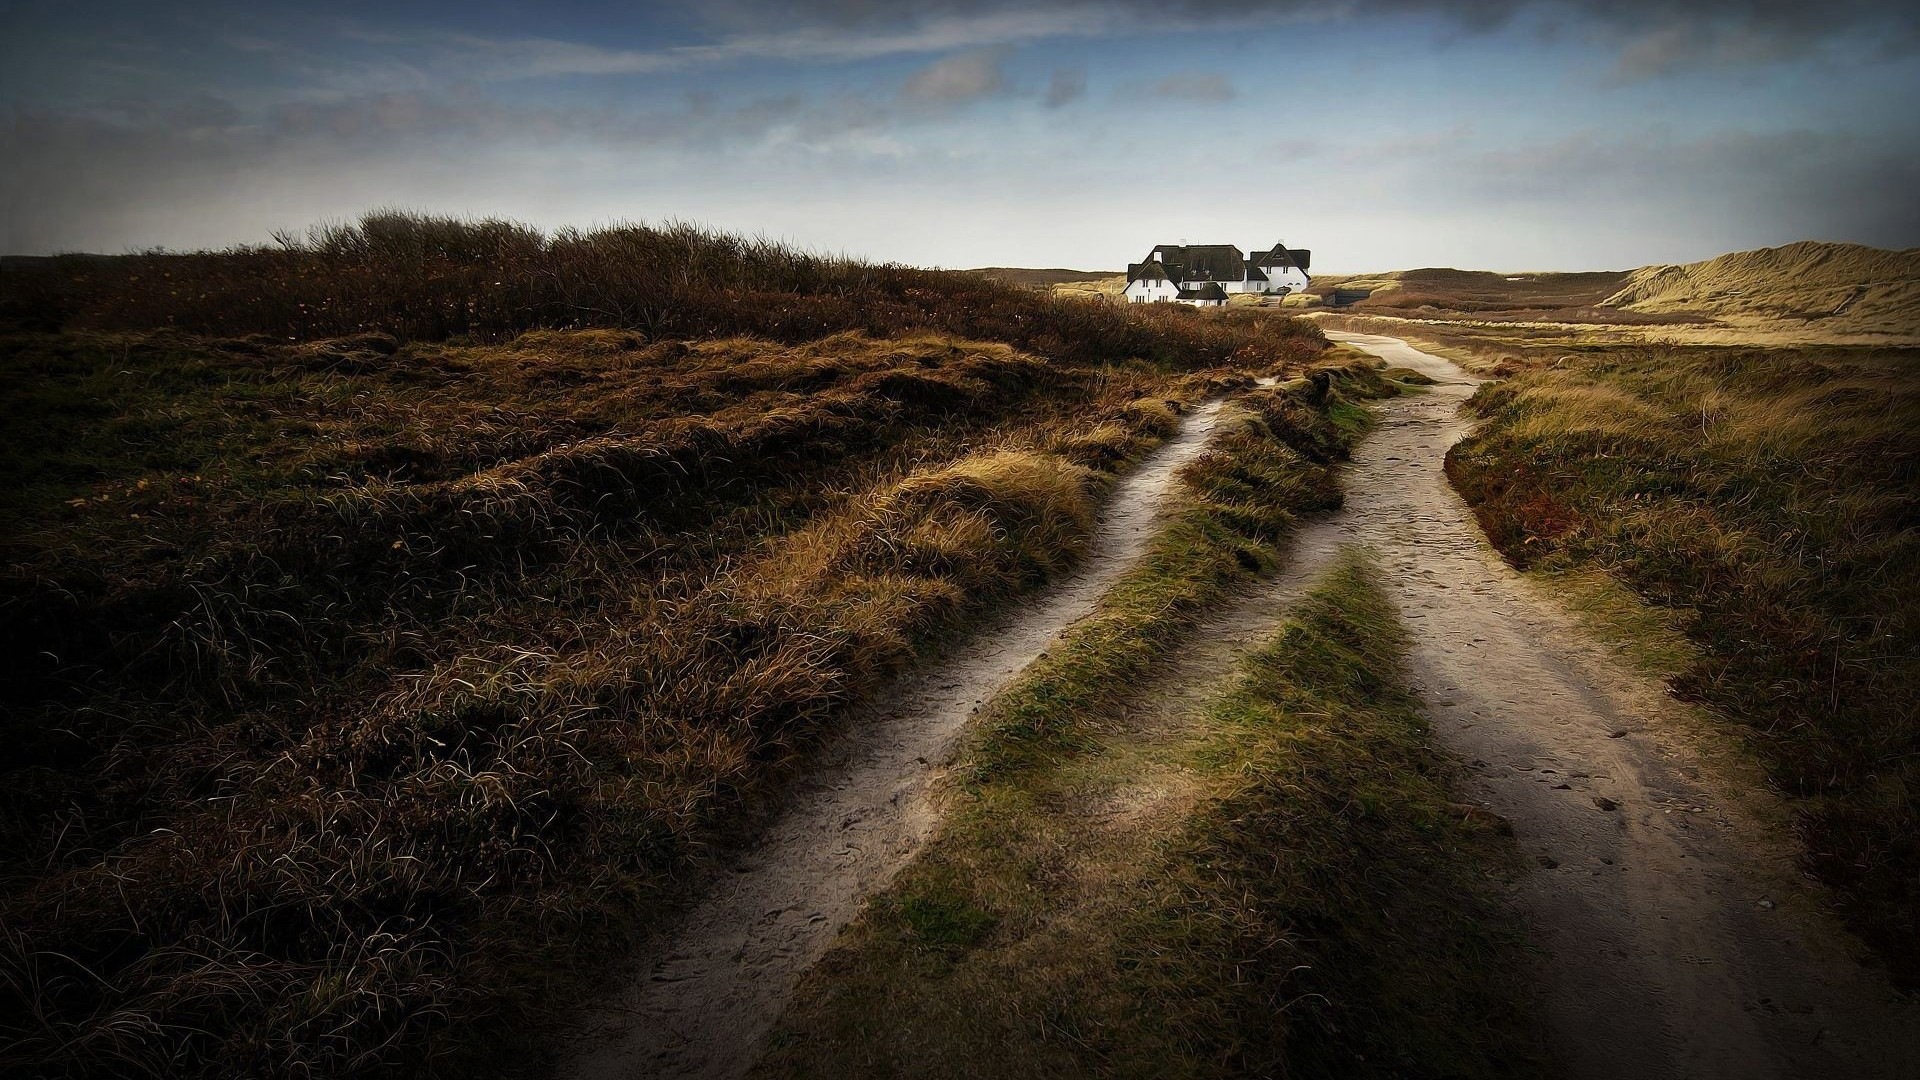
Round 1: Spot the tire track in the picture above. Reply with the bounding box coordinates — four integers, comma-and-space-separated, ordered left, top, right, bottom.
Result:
1325, 330, 1918, 1079
560, 401, 1229, 1080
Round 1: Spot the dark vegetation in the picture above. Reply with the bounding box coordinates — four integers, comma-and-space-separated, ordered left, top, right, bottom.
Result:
0, 213, 1327, 1078
4, 212, 1304, 369
1447, 343, 1920, 983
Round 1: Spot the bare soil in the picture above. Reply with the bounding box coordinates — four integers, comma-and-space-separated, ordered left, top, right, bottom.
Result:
558, 401, 1228, 1080
1324, 331, 1920, 1079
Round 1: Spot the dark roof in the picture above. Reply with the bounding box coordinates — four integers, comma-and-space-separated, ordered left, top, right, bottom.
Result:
1250, 243, 1312, 273
1129, 241, 1311, 285
1177, 282, 1229, 301
1250, 243, 1294, 268
1142, 243, 1245, 284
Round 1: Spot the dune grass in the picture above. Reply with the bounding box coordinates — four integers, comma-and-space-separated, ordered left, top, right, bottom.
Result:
1602, 241, 1920, 338
759, 543, 1537, 1079
1446, 342, 1920, 984
0, 215, 1331, 1078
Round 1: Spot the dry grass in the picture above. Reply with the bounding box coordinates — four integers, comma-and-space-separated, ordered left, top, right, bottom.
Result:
1047, 275, 1129, 304
1603, 241, 1920, 339
0, 217, 1330, 1078
1447, 342, 1920, 984
1304, 268, 1647, 320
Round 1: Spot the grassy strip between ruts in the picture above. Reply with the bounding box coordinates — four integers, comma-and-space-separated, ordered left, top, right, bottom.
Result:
755, 407, 1538, 1076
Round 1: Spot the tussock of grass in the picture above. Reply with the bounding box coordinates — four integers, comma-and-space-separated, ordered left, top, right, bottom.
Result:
760, 548, 1536, 1079
1447, 342, 1920, 983
0, 221, 1332, 1079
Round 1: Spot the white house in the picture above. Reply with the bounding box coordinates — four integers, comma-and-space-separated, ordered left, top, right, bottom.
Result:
1125, 242, 1312, 306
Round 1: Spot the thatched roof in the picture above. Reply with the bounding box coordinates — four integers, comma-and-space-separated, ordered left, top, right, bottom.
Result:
1149, 244, 1245, 283
1252, 244, 1312, 272
1128, 241, 1312, 286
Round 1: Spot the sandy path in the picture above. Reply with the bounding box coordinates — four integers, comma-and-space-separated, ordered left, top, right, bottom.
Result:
560, 400, 1229, 1080
1323, 331, 1919, 1079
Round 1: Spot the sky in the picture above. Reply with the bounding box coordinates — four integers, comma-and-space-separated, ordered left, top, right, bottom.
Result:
4, 1, 1918, 271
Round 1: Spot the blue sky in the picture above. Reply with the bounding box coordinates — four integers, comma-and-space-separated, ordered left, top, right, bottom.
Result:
4, 1, 1918, 270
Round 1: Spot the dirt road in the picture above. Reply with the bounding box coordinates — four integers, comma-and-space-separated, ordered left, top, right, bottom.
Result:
560, 401, 1229, 1080
1323, 331, 1919, 1079
563, 335, 1915, 1079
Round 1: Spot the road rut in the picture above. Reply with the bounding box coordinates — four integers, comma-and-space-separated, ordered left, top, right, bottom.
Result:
564, 334, 1917, 1079
1324, 330, 1918, 1079
561, 400, 1229, 1080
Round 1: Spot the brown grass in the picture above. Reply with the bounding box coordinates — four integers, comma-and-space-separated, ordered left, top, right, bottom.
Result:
1603, 241, 1920, 338
0, 216, 1330, 1078
1304, 268, 1641, 318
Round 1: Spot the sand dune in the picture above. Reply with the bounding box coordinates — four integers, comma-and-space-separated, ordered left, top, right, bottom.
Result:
1602, 241, 1920, 337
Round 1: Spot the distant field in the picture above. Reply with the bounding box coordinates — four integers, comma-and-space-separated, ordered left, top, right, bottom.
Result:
966, 266, 1122, 288
1304, 268, 1647, 320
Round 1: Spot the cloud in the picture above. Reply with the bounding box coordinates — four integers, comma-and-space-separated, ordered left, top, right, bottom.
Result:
1148, 72, 1237, 102
1305, 122, 1920, 257
0, 84, 940, 254
342, 8, 1106, 84
900, 47, 1008, 105
685, 1, 1920, 78
83, 0, 1910, 102
1043, 67, 1086, 108
7, 0, 1919, 265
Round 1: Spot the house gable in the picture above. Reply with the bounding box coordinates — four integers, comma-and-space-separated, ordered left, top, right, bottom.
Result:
1251, 243, 1311, 273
